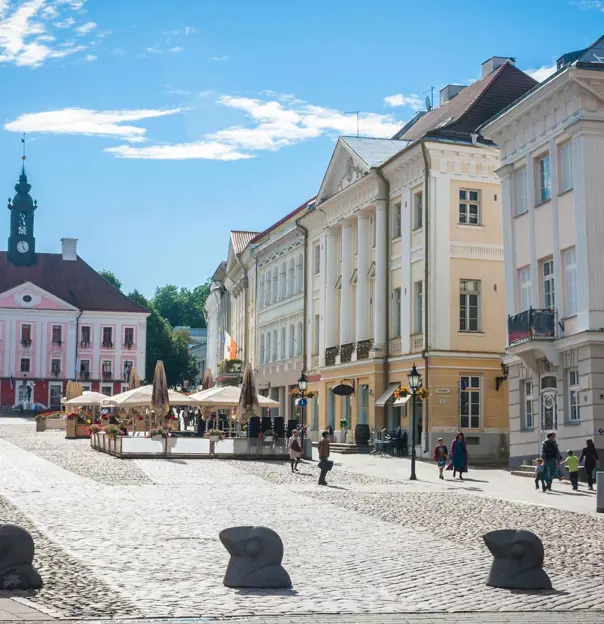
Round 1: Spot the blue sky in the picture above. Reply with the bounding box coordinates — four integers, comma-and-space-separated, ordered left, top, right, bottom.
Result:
0, 0, 602, 297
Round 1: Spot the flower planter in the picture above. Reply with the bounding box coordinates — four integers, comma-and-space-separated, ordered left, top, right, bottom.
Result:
36, 419, 45, 432
336, 430, 347, 444
209, 435, 221, 443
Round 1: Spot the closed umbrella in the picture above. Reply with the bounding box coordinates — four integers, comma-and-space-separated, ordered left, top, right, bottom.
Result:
128, 367, 141, 389
151, 361, 170, 425
236, 363, 260, 421
64, 380, 84, 415
202, 369, 214, 390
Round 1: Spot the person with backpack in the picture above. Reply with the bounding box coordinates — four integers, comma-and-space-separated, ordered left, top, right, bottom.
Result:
288, 429, 302, 472
317, 430, 332, 485
541, 432, 561, 491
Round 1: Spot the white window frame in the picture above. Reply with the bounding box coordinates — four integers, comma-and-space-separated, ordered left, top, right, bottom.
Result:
258, 274, 265, 309
558, 141, 573, 194
515, 166, 527, 216
20, 357, 30, 373
313, 243, 321, 275
459, 189, 481, 225
568, 368, 580, 422
413, 281, 423, 334
392, 202, 402, 238
266, 272, 272, 306
413, 191, 423, 230
563, 247, 577, 317
272, 330, 278, 361
272, 267, 278, 303
52, 324, 62, 344
524, 380, 534, 430
266, 333, 271, 363
297, 322, 303, 357
296, 254, 303, 293
536, 153, 551, 204
392, 288, 401, 338
289, 324, 295, 359
280, 327, 286, 360
518, 266, 532, 312
51, 358, 61, 376
280, 263, 287, 299
259, 334, 265, 364
460, 375, 481, 429
459, 279, 481, 332
313, 314, 320, 356
101, 384, 113, 396
288, 260, 295, 297
542, 258, 555, 309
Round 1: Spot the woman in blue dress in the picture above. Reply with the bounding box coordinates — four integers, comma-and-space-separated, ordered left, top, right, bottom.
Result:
450, 432, 468, 480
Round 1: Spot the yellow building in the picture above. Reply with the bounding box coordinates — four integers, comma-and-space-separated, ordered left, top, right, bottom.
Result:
300, 57, 537, 459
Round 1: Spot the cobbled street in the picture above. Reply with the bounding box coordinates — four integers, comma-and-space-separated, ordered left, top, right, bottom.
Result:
0, 419, 603, 619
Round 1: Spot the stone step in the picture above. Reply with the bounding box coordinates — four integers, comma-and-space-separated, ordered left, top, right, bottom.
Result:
312, 442, 372, 454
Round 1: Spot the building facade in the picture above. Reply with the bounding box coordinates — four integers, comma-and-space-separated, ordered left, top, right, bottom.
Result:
0, 168, 148, 410
481, 37, 604, 467
204, 262, 228, 379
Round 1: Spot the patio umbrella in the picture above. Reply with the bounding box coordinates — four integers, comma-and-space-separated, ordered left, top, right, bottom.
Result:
151, 361, 170, 424
105, 385, 196, 407
236, 363, 261, 421
64, 391, 107, 406
201, 369, 214, 390
128, 367, 141, 389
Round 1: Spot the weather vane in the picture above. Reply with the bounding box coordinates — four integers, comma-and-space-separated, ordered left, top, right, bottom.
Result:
21, 134, 26, 162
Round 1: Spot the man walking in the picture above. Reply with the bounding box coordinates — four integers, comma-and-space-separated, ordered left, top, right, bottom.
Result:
541, 432, 561, 491
318, 430, 331, 486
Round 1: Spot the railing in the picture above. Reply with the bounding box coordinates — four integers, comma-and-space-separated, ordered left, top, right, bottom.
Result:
508, 308, 556, 346
325, 347, 339, 367
21, 338, 32, 348
411, 333, 423, 353
80, 371, 90, 380
124, 340, 134, 349
52, 338, 63, 346
80, 340, 91, 348
388, 337, 402, 357
102, 341, 114, 349
51, 367, 61, 377
102, 371, 113, 380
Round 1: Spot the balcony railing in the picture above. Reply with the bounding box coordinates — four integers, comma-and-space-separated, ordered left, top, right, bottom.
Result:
51, 367, 61, 377
102, 341, 114, 349
389, 337, 402, 357
124, 339, 134, 349
80, 371, 90, 380
411, 333, 423, 353
508, 308, 556, 346
80, 340, 91, 348
102, 371, 113, 380
21, 338, 32, 348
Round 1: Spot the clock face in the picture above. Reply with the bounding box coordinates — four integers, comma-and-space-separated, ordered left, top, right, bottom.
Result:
16, 240, 29, 254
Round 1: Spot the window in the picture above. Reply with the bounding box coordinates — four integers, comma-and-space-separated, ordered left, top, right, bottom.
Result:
81, 326, 91, 346
21, 324, 31, 345
259, 274, 265, 308
524, 381, 534, 430
20, 358, 30, 373
313, 314, 320, 356
414, 281, 423, 334
266, 333, 271, 363
101, 385, 112, 397
80, 359, 90, 379
259, 335, 265, 364
289, 324, 295, 358
459, 280, 481, 332
563, 247, 577, 317
124, 327, 134, 347
515, 167, 527, 215
537, 153, 551, 203
102, 360, 112, 378
569, 369, 580, 422
392, 288, 401, 337
392, 202, 402, 238
559, 141, 573, 193
280, 327, 286, 359
272, 330, 278, 361
296, 253, 303, 293
288, 259, 295, 297
313, 243, 320, 275
459, 189, 480, 225
413, 192, 423, 230
123, 360, 133, 380
272, 267, 278, 303
542, 259, 555, 309
518, 266, 532, 312
460, 376, 480, 428
51, 358, 61, 376
266, 272, 272, 305
52, 325, 62, 345
280, 263, 287, 299
297, 321, 303, 357
102, 327, 113, 348
18, 212, 28, 235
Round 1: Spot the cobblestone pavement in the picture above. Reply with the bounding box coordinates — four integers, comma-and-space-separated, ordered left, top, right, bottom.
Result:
0, 422, 602, 619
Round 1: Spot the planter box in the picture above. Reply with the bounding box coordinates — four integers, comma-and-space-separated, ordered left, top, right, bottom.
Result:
122, 436, 165, 456
46, 418, 66, 430
167, 437, 210, 455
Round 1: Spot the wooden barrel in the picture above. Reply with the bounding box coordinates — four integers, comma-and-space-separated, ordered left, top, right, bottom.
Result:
354, 423, 370, 446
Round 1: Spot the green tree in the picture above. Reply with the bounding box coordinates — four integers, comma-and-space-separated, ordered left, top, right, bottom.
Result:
99, 269, 122, 291
152, 280, 211, 328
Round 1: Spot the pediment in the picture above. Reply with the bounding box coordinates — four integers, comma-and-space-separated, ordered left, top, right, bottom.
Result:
0, 282, 79, 312
317, 139, 369, 203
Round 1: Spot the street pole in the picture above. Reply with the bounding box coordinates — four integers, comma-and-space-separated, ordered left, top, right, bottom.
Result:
410, 391, 417, 480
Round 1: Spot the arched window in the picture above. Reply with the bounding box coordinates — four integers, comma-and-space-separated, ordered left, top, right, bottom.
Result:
289, 324, 295, 358
266, 332, 271, 364
265, 271, 271, 306
259, 274, 265, 309
280, 327, 286, 359
280, 262, 287, 299
289, 259, 295, 296
297, 321, 303, 356
273, 267, 279, 303
259, 334, 265, 364
296, 254, 303, 293
272, 330, 278, 361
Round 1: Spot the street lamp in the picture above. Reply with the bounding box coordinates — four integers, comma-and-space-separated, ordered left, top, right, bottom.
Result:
297, 371, 308, 459
408, 363, 422, 481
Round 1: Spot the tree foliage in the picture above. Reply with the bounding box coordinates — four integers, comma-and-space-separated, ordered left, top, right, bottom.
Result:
152, 281, 211, 328
99, 269, 122, 291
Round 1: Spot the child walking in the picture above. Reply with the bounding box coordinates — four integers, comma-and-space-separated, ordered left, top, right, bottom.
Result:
534, 458, 546, 492
433, 438, 448, 480
561, 450, 580, 490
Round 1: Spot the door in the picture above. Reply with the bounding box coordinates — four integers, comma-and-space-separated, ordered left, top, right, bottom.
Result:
540, 375, 558, 432
49, 384, 62, 410
17, 382, 34, 409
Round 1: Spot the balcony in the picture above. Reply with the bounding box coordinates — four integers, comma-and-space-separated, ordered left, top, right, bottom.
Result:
124, 339, 134, 349
388, 337, 402, 357
325, 346, 339, 367
52, 339, 63, 347
51, 367, 61, 377
411, 333, 423, 353
508, 308, 556, 346
340, 343, 355, 363
80, 371, 90, 381
102, 371, 113, 380
357, 339, 374, 360
80, 340, 91, 348
21, 338, 32, 348
102, 341, 114, 349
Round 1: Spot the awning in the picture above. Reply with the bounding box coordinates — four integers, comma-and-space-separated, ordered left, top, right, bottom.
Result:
394, 395, 411, 407
375, 383, 400, 407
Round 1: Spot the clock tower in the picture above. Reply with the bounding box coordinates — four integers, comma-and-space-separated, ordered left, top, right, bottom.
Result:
7, 165, 37, 266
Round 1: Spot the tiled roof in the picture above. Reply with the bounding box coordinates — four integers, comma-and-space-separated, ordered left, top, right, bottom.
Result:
250, 197, 316, 245
396, 62, 537, 141
0, 252, 148, 313
230, 231, 259, 255
341, 137, 409, 167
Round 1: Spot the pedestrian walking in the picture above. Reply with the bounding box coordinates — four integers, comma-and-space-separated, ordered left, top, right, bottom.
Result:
534, 458, 546, 492
433, 437, 448, 480
288, 429, 302, 472
541, 432, 561, 491
318, 430, 332, 486
561, 450, 580, 490
580, 438, 600, 491
450, 432, 468, 480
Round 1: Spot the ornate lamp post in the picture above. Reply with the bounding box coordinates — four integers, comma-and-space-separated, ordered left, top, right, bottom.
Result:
408, 363, 422, 481
297, 371, 308, 458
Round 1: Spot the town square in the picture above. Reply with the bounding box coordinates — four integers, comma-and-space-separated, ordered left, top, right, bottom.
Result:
1, 1, 604, 622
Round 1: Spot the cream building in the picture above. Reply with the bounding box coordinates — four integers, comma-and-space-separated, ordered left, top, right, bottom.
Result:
301, 57, 537, 459
480, 37, 604, 467
204, 261, 228, 379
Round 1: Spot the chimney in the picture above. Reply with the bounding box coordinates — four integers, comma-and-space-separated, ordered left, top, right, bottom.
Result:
481, 56, 515, 78
61, 238, 78, 261
439, 84, 467, 105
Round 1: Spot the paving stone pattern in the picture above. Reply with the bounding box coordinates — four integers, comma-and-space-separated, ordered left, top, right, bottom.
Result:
0, 424, 602, 618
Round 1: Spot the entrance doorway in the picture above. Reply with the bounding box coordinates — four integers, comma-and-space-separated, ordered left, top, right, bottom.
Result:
540, 375, 558, 433
16, 381, 34, 410
49, 384, 62, 410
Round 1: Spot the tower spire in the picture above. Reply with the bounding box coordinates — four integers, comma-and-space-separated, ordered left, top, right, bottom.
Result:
21, 134, 26, 174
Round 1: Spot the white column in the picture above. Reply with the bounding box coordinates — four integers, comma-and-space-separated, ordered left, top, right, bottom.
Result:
549, 138, 561, 320
373, 200, 388, 352
526, 153, 539, 309
278, 386, 285, 419
499, 166, 516, 316
401, 189, 411, 353
356, 213, 371, 342
325, 229, 338, 348
340, 222, 354, 345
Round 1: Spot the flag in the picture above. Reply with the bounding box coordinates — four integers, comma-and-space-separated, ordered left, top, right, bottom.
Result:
9, 376, 14, 390
223, 331, 238, 360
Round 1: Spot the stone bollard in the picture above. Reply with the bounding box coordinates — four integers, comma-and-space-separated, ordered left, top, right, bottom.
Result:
0, 524, 43, 589
597, 471, 604, 513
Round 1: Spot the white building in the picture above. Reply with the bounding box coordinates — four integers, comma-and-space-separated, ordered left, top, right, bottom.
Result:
204, 261, 228, 379
480, 36, 604, 466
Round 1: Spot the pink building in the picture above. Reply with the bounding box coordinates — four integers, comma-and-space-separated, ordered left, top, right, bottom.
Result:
0, 167, 149, 411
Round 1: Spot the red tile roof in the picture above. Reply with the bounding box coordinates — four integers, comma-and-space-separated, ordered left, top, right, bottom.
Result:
230, 231, 259, 255
0, 252, 148, 313
250, 197, 316, 245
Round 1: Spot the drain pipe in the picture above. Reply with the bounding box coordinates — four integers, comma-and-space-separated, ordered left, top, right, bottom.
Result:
421, 141, 431, 453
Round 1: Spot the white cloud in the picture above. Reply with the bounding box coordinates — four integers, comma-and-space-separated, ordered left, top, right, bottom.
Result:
168, 46, 182, 53
5, 107, 182, 142
211, 55, 228, 61
525, 64, 557, 83
74, 21, 95, 35
145, 43, 182, 55
0, 0, 93, 67
571, 0, 604, 10
84, 53, 95, 61
105, 142, 252, 161
383, 93, 424, 110
164, 26, 195, 35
